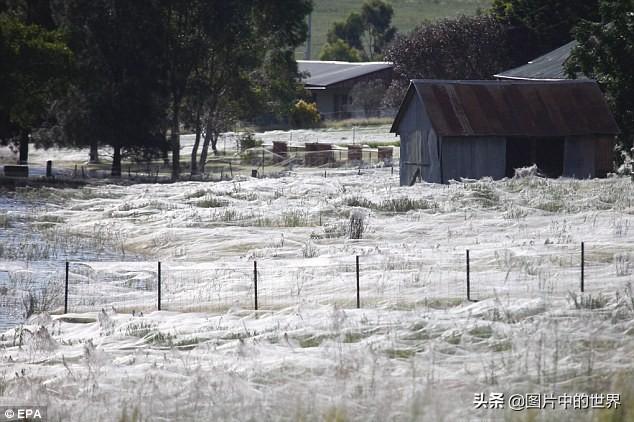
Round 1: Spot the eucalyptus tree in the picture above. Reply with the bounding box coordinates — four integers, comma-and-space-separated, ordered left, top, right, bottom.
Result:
184, 0, 312, 175
0, 3, 71, 164
58, 0, 167, 176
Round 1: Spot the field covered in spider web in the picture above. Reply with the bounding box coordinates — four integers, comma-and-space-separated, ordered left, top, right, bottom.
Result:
1, 164, 633, 421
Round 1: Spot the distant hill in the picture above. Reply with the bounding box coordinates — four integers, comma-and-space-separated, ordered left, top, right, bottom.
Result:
298, 0, 491, 60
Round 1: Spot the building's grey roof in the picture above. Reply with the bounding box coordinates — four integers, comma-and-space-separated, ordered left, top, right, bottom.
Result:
494, 41, 586, 81
297, 60, 392, 89
391, 79, 620, 137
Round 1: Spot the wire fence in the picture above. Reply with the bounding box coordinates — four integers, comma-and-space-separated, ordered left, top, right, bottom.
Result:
0, 242, 632, 326
66, 261, 157, 313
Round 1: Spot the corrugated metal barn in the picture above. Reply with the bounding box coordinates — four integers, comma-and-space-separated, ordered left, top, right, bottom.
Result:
390, 80, 620, 185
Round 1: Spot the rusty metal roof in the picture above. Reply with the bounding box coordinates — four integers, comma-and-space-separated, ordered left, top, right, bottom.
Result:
391, 79, 620, 137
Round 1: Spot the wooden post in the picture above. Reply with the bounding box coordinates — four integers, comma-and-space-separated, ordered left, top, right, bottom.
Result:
229, 161, 233, 178
466, 250, 471, 301
157, 261, 162, 311
356, 255, 360, 308
64, 261, 69, 314
254, 261, 258, 311
46, 161, 52, 178
581, 242, 585, 293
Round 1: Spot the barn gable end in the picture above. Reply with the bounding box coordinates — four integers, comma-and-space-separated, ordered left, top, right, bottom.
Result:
393, 85, 441, 185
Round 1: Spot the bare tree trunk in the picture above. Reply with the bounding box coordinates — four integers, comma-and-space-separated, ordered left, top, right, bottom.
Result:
111, 144, 122, 177
18, 131, 29, 164
211, 131, 219, 154
199, 123, 212, 174
171, 101, 181, 180
89, 141, 99, 163
190, 108, 202, 175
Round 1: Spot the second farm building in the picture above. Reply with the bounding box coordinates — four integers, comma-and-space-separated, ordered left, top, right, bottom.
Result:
390, 80, 619, 185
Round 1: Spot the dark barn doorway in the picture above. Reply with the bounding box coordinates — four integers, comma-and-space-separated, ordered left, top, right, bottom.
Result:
505, 137, 565, 177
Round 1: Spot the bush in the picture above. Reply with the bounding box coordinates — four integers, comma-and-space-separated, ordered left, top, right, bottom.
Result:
239, 132, 261, 151
239, 132, 263, 165
348, 211, 365, 239
290, 100, 321, 129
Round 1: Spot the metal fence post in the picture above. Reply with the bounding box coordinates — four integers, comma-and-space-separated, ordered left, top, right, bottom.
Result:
64, 261, 69, 314
466, 250, 471, 301
356, 255, 360, 308
581, 242, 585, 293
254, 260, 258, 310
157, 261, 162, 311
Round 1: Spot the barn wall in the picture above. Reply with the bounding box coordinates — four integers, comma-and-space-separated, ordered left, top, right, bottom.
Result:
312, 90, 334, 117
563, 136, 596, 178
441, 137, 506, 183
594, 136, 614, 177
397, 92, 441, 185
426, 129, 441, 183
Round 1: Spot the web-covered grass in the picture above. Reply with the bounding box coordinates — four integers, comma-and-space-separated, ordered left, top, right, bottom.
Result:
1, 168, 634, 421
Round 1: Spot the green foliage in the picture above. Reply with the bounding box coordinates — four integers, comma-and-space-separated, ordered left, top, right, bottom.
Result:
360, 0, 397, 60
255, 49, 307, 120
196, 196, 228, 208
238, 132, 261, 151
491, 0, 600, 53
0, 14, 72, 144
58, 0, 168, 176
183, 0, 312, 175
289, 100, 321, 128
567, 0, 634, 154
305, 0, 491, 59
327, 12, 364, 50
322, 0, 396, 61
345, 196, 438, 212
386, 15, 517, 80
319, 38, 361, 61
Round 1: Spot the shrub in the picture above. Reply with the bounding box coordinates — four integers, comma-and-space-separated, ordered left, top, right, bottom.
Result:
290, 100, 321, 129
348, 211, 365, 239
239, 132, 261, 151
196, 195, 227, 208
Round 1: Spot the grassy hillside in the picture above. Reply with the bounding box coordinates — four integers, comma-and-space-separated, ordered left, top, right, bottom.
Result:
298, 0, 492, 60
